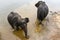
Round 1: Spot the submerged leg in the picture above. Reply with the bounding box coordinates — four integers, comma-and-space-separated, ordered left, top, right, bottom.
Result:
35, 19, 40, 26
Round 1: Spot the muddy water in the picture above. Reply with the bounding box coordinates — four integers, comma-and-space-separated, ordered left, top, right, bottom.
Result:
14, 4, 60, 40
0, 0, 60, 40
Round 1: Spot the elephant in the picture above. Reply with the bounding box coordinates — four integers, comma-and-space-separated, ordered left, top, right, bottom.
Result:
7, 12, 29, 39
35, 1, 49, 25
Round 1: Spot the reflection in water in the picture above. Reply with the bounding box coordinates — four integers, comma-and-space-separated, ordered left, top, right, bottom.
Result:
35, 19, 43, 33
13, 30, 27, 40
35, 19, 48, 33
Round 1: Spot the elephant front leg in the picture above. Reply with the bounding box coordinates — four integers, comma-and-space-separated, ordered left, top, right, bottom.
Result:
14, 23, 19, 31
16, 25, 19, 31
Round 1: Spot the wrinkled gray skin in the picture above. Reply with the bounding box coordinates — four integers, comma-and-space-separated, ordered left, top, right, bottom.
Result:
7, 12, 29, 39
35, 1, 49, 24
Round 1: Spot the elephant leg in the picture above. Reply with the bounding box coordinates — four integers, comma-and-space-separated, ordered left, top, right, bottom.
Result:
37, 19, 42, 25
13, 23, 19, 31
35, 19, 40, 27
15, 25, 19, 31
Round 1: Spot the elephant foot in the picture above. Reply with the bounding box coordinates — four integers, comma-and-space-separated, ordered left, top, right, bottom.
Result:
25, 35, 29, 39
14, 28, 19, 31
16, 27, 19, 31
16, 29, 19, 31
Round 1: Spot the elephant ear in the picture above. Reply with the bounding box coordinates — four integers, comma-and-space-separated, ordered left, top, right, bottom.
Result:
24, 18, 29, 23
21, 18, 29, 24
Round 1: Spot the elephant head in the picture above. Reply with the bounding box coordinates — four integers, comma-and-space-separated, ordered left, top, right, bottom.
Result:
35, 1, 45, 7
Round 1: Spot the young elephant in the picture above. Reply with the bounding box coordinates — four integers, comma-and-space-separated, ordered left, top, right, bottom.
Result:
7, 12, 29, 39
35, 1, 49, 25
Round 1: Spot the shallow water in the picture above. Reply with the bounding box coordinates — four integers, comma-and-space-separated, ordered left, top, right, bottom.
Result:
0, 0, 60, 40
